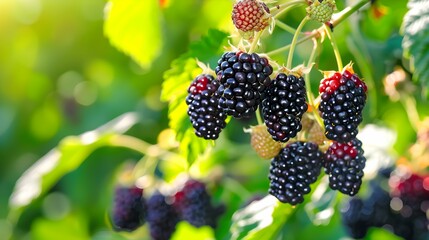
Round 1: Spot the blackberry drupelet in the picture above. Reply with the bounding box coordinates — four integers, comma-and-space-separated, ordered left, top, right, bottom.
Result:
215, 51, 273, 118
318, 70, 367, 143
173, 179, 224, 228
269, 141, 324, 205
324, 138, 366, 196
186, 74, 227, 140
262, 73, 308, 142
112, 186, 146, 232
147, 192, 180, 240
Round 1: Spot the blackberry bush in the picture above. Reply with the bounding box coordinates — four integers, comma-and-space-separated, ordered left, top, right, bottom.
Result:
215, 51, 273, 119
147, 192, 180, 240
262, 73, 308, 142
111, 186, 146, 232
324, 138, 366, 196
269, 141, 324, 205
186, 74, 227, 140
173, 179, 225, 228
318, 68, 367, 143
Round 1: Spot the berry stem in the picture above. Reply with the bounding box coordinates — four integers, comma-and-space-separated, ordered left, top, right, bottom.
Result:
275, 19, 299, 35
255, 107, 263, 125
266, 0, 371, 56
270, 0, 307, 17
323, 24, 343, 71
248, 30, 264, 54
305, 38, 324, 128
400, 95, 420, 131
286, 17, 309, 69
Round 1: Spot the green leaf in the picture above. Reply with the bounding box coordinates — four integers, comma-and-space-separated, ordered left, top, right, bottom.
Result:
9, 113, 139, 215
161, 29, 228, 165
31, 214, 90, 240
402, 0, 429, 87
171, 222, 215, 240
230, 196, 294, 240
104, 0, 162, 69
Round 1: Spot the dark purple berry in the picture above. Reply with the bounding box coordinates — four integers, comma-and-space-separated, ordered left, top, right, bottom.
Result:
112, 186, 146, 232
147, 192, 180, 240
269, 141, 324, 205
262, 73, 308, 142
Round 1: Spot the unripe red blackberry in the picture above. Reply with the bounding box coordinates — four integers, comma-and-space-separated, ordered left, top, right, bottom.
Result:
269, 141, 324, 205
318, 68, 367, 143
306, 0, 336, 23
324, 138, 366, 196
215, 52, 273, 118
173, 179, 224, 228
147, 192, 180, 240
186, 74, 227, 140
250, 124, 282, 159
232, 0, 270, 34
262, 73, 308, 142
112, 186, 146, 232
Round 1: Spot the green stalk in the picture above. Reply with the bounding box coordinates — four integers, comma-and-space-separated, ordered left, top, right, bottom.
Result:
287, 17, 309, 69
248, 30, 264, 54
270, 0, 307, 17
323, 24, 343, 71
275, 19, 299, 35
256, 107, 263, 125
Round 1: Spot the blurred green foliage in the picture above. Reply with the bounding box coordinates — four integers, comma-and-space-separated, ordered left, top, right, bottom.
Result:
1, 0, 428, 239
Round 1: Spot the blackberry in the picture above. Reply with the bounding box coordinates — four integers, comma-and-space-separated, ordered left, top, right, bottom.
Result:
186, 74, 227, 140
318, 70, 367, 143
262, 73, 308, 142
306, 0, 336, 23
147, 192, 180, 240
111, 186, 146, 232
324, 138, 366, 196
215, 51, 273, 119
232, 0, 270, 33
250, 124, 282, 159
173, 179, 224, 228
268, 141, 324, 205
341, 198, 369, 238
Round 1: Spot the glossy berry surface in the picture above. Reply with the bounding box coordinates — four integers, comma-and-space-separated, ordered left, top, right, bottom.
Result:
262, 73, 307, 142
324, 138, 366, 196
173, 179, 224, 228
147, 192, 180, 240
319, 70, 367, 143
269, 141, 324, 205
232, 0, 270, 33
215, 51, 273, 118
112, 186, 146, 232
186, 74, 227, 140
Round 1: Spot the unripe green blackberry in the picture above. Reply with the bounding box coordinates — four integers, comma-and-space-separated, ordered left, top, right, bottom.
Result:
306, 0, 336, 23
250, 124, 282, 159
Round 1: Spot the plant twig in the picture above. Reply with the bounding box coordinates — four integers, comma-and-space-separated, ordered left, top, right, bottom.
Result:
323, 24, 343, 71
287, 17, 309, 69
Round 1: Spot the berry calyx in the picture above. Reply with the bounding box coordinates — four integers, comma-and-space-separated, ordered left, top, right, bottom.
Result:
306, 0, 336, 23
186, 74, 227, 140
250, 124, 282, 159
232, 0, 271, 36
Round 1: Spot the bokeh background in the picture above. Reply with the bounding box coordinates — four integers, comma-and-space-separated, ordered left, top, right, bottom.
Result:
1, 0, 427, 239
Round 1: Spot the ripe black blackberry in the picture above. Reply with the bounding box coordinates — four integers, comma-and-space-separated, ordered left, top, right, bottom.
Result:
268, 141, 324, 205
173, 179, 225, 228
111, 186, 146, 232
318, 69, 367, 143
147, 192, 180, 240
324, 138, 366, 196
186, 74, 227, 140
215, 51, 273, 118
262, 73, 308, 142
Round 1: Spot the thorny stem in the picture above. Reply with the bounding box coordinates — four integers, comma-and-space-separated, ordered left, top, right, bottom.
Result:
323, 24, 343, 71
305, 38, 324, 128
267, 0, 371, 56
287, 17, 309, 69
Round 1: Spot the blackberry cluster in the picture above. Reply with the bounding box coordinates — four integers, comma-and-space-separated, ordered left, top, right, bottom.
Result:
173, 179, 225, 228
147, 192, 180, 240
324, 138, 366, 196
262, 73, 307, 142
215, 51, 273, 118
269, 141, 324, 205
318, 70, 367, 143
186, 74, 227, 140
342, 173, 429, 240
111, 186, 146, 232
